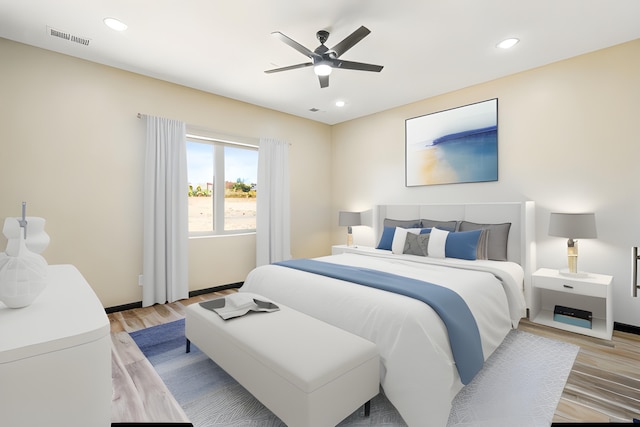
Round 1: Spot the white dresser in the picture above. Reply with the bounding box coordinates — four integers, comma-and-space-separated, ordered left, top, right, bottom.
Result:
0, 264, 111, 427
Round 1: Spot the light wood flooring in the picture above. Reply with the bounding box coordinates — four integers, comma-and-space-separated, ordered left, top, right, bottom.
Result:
109, 289, 640, 424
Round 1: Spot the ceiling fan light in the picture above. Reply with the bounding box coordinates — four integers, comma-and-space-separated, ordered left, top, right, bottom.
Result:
314, 64, 332, 76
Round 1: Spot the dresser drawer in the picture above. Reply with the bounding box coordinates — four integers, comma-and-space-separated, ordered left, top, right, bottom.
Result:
533, 275, 607, 298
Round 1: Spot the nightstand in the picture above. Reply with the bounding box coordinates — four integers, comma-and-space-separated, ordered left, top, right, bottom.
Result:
530, 268, 613, 340
331, 244, 350, 255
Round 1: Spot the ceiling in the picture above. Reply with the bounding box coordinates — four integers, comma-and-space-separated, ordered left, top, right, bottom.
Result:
2, 1, 640, 125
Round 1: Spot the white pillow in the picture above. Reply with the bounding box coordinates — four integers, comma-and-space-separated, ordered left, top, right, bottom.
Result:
391, 227, 422, 254
428, 227, 449, 258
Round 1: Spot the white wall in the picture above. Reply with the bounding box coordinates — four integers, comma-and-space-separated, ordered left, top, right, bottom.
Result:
331, 39, 640, 327
0, 38, 333, 307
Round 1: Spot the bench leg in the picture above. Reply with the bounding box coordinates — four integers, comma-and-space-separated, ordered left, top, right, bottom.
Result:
186, 338, 191, 353
364, 400, 371, 417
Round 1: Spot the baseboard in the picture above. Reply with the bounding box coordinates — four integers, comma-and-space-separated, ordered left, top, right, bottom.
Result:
188, 282, 243, 297
614, 321, 640, 336
105, 301, 142, 314
104, 282, 243, 314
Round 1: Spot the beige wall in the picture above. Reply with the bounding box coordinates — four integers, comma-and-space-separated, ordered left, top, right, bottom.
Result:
331, 39, 640, 326
0, 38, 332, 307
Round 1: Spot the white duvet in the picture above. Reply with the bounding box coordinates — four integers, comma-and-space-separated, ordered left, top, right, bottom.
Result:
240, 251, 526, 427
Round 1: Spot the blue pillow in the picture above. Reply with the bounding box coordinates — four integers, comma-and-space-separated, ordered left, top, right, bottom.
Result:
376, 226, 396, 250
445, 229, 482, 260
420, 228, 432, 234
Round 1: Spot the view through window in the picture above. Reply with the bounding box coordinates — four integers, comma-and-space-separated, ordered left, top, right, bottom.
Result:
186, 137, 258, 234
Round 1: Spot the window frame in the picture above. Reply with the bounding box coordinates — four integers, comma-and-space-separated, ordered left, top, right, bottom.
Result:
186, 132, 258, 237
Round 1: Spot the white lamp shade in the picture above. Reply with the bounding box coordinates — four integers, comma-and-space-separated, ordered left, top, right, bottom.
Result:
549, 213, 597, 239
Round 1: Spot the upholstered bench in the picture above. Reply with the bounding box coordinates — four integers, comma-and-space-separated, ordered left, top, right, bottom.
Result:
184, 292, 380, 427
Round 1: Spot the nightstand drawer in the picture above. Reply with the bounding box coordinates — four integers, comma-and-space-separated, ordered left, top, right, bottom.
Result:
533, 275, 606, 298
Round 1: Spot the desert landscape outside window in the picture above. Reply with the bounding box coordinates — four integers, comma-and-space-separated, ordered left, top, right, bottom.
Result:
186, 137, 257, 235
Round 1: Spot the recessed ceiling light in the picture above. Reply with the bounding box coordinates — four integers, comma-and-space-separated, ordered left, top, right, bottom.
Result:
497, 38, 519, 49
335, 100, 346, 107
103, 17, 128, 32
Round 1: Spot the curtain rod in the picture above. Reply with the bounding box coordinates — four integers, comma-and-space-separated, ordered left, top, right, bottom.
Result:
137, 113, 260, 148
136, 113, 288, 147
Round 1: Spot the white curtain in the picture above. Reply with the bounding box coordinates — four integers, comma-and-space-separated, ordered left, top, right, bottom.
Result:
142, 116, 189, 306
256, 137, 291, 266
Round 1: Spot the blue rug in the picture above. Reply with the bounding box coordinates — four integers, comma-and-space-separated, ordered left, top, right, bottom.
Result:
130, 319, 578, 427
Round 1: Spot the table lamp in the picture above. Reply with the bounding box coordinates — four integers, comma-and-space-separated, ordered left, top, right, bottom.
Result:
548, 212, 597, 274
338, 211, 362, 247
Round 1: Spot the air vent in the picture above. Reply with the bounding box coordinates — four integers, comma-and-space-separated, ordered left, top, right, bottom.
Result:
47, 26, 91, 46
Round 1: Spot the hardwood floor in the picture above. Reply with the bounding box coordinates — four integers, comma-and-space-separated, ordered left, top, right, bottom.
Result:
109, 290, 640, 424
109, 289, 237, 423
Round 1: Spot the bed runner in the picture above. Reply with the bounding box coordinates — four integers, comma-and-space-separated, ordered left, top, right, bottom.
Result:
274, 258, 483, 385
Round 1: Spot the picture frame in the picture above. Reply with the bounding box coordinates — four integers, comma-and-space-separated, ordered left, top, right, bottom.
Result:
405, 98, 498, 187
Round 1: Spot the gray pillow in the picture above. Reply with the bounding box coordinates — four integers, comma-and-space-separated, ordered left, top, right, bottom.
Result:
403, 232, 430, 256
384, 218, 421, 229
458, 221, 511, 261
476, 229, 490, 260
420, 219, 457, 232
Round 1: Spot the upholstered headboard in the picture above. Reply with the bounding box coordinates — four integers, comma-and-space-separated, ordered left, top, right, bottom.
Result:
371, 202, 536, 306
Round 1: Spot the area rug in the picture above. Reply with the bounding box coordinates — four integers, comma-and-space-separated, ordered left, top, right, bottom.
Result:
130, 319, 578, 427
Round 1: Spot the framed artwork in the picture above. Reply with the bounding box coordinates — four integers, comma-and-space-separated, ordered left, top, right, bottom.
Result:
405, 98, 498, 186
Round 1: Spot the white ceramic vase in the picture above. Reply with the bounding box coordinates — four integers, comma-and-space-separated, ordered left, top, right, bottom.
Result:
3, 216, 50, 255
0, 235, 48, 309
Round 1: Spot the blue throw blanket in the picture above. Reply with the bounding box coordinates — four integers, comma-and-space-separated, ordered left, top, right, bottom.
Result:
274, 258, 484, 385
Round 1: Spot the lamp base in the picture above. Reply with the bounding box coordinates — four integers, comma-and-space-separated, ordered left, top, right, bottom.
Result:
567, 239, 578, 273
346, 233, 353, 247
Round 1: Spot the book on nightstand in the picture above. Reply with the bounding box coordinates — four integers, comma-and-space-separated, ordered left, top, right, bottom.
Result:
553, 305, 593, 329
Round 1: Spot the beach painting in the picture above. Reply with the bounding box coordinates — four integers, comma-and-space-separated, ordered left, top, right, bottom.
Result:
405, 98, 498, 186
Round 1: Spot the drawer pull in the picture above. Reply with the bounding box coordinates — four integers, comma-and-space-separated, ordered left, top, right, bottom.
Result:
563, 284, 574, 289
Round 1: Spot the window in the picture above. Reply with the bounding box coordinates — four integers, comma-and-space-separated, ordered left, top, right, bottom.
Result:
186, 135, 258, 235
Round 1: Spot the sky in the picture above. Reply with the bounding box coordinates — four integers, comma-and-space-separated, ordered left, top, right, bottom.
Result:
186, 141, 258, 186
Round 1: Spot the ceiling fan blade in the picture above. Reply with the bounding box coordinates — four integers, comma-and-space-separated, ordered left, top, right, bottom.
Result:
271, 31, 316, 59
330, 26, 371, 57
318, 75, 329, 88
264, 62, 313, 74
334, 60, 383, 72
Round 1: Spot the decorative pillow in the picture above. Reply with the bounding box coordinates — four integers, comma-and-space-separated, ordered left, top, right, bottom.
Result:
458, 221, 511, 261
476, 229, 490, 260
428, 228, 449, 258
403, 232, 430, 256
445, 229, 483, 261
384, 218, 421, 229
376, 226, 396, 250
392, 227, 422, 254
420, 219, 458, 232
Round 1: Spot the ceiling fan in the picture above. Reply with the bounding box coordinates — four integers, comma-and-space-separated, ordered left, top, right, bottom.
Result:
264, 26, 383, 88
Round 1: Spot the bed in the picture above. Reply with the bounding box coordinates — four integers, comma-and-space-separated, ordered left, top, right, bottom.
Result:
240, 202, 536, 426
